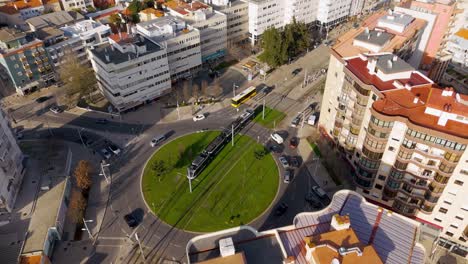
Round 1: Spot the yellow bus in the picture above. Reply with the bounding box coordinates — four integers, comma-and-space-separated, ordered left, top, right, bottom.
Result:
231, 86, 257, 107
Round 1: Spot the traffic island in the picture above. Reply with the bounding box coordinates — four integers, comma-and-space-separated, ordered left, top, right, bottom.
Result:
252, 106, 286, 129
141, 131, 279, 232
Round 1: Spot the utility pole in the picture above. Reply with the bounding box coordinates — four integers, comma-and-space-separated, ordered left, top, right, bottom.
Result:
262, 99, 265, 120
233, 83, 238, 97
231, 124, 234, 146
135, 233, 146, 263
303, 68, 308, 87
176, 100, 180, 120
82, 219, 94, 240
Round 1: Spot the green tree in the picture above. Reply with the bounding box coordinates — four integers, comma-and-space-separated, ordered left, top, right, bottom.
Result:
58, 47, 97, 104
109, 13, 122, 26
128, 0, 142, 13
152, 160, 166, 181
258, 27, 284, 67
143, 0, 155, 8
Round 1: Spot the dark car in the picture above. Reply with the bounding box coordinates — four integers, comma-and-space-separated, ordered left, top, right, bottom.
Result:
260, 85, 273, 94
290, 115, 301, 127
292, 68, 302, 76
309, 102, 318, 111
289, 137, 299, 149
95, 118, 108, 124
284, 169, 293, 183
290, 156, 300, 167
124, 213, 138, 228
35, 96, 51, 103
275, 202, 289, 216
269, 144, 282, 153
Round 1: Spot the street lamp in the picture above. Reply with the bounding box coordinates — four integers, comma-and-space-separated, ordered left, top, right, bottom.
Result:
233, 83, 239, 97
82, 218, 94, 239
100, 161, 110, 183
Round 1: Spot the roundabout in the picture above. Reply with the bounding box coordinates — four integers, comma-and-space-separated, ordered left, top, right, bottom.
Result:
141, 131, 279, 233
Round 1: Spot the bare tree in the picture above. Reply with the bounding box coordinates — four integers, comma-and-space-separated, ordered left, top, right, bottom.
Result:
192, 83, 200, 103
182, 80, 191, 103
68, 189, 87, 222
211, 79, 223, 97
74, 160, 92, 191
201, 80, 209, 97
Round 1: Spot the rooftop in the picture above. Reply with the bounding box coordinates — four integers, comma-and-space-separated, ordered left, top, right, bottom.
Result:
374, 87, 468, 138
187, 190, 426, 264
0, 0, 43, 14
377, 12, 415, 32
345, 53, 432, 91
136, 15, 192, 40
353, 29, 394, 50
332, 10, 426, 58
455, 28, 468, 40
25, 11, 84, 30
164, 0, 210, 16
0, 28, 26, 43
61, 20, 110, 38
36, 26, 64, 40
22, 178, 68, 254
140, 7, 165, 17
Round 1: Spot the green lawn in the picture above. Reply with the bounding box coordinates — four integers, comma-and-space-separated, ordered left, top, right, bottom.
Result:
253, 106, 286, 129
142, 132, 279, 232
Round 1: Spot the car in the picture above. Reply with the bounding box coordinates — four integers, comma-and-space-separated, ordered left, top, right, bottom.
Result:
309, 102, 318, 111
260, 85, 273, 94
289, 137, 299, 149
305, 192, 321, 208
278, 155, 289, 168
35, 96, 51, 103
270, 133, 284, 144
100, 149, 111, 159
308, 114, 317, 126
150, 135, 166, 147
275, 202, 289, 216
268, 144, 282, 153
124, 213, 138, 228
292, 68, 302, 76
312, 186, 327, 198
290, 156, 300, 167
49, 106, 63, 114
290, 115, 301, 127
284, 169, 293, 183
107, 144, 121, 155
95, 118, 108, 124
193, 114, 206, 122
240, 111, 252, 120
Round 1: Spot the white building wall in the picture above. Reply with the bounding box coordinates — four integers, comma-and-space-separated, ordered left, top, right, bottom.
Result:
316, 0, 352, 26
164, 30, 202, 79
0, 108, 24, 213
215, 0, 249, 46
191, 11, 227, 62
60, 0, 95, 12
248, 0, 285, 44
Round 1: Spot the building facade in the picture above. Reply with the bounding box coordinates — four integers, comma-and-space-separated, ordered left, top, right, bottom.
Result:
89, 33, 171, 111
316, 0, 352, 27
59, 0, 95, 12
211, 0, 249, 47
447, 28, 468, 68
0, 108, 25, 213
0, 28, 54, 95
247, 0, 286, 44
136, 16, 202, 80
0, 0, 45, 29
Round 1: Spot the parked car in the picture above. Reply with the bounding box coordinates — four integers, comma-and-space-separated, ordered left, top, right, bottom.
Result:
100, 148, 111, 159
261, 85, 273, 94
284, 169, 293, 183
150, 135, 166, 147
312, 186, 327, 198
270, 133, 284, 144
268, 144, 282, 153
107, 144, 121, 155
35, 96, 51, 103
305, 192, 321, 208
275, 202, 289, 216
193, 114, 206, 122
290, 156, 300, 167
309, 102, 318, 111
124, 213, 138, 228
49, 106, 63, 114
292, 68, 302, 76
278, 155, 289, 168
289, 137, 299, 149
96, 118, 108, 124
290, 115, 301, 127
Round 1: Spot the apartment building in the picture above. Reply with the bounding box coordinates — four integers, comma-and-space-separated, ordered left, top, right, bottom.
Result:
136, 16, 202, 80
187, 190, 426, 264
0, 28, 54, 95
164, 0, 227, 63
89, 33, 171, 111
399, 0, 460, 82
247, 0, 286, 44
59, 0, 95, 12
0, 108, 25, 213
316, 0, 352, 27
447, 28, 468, 68
211, 0, 249, 47
0, 0, 45, 28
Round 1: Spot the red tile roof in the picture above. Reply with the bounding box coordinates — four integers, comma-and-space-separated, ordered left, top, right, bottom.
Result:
345, 56, 432, 91
164, 0, 209, 16
373, 86, 468, 138
0, 0, 43, 14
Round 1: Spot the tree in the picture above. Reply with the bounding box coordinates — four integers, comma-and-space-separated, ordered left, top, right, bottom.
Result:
258, 27, 284, 67
58, 47, 97, 105
178, 143, 185, 159
109, 13, 122, 27
68, 190, 87, 222
182, 80, 191, 102
211, 78, 223, 97
201, 80, 209, 97
143, 0, 155, 8
74, 160, 92, 191
192, 83, 200, 103
152, 160, 166, 182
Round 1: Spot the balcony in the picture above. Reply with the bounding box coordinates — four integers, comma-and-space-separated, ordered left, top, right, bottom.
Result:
413, 146, 444, 159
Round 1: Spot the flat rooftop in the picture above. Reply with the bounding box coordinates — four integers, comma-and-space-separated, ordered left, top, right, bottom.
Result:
91, 33, 162, 65
354, 30, 394, 47
378, 12, 414, 29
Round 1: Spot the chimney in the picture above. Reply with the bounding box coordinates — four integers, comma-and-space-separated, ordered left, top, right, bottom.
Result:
413, 96, 419, 104
13, 3, 18, 10
392, 55, 397, 62
330, 214, 351, 231
365, 27, 369, 34
367, 58, 377, 74
105, 54, 110, 62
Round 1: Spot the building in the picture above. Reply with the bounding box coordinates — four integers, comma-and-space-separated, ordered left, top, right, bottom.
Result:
316, 0, 352, 28
187, 190, 426, 264
0, 108, 25, 213
399, 0, 461, 82
211, 0, 249, 47
0, 28, 54, 94
164, 0, 227, 63
59, 0, 95, 12
0, 0, 45, 28
247, 0, 286, 45
25, 10, 85, 32
89, 33, 171, 111
447, 28, 468, 68
139, 7, 165, 22
136, 16, 202, 80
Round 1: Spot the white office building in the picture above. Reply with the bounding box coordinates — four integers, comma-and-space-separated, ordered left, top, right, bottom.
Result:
89, 33, 171, 111
165, 0, 227, 63
0, 108, 25, 213
247, 0, 286, 44
60, 0, 95, 12
211, 0, 249, 47
136, 16, 202, 80
316, 0, 352, 27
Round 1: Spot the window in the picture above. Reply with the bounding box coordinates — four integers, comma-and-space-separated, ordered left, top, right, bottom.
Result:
398, 150, 412, 160
460, 169, 468, 176
378, 175, 386, 181
362, 146, 383, 159
375, 184, 383, 190
439, 207, 448, 214
443, 200, 452, 205
450, 224, 458, 229
388, 146, 395, 151
364, 136, 386, 150
370, 116, 393, 128
394, 160, 408, 170
434, 218, 442, 222
459, 237, 467, 242
445, 231, 454, 237
359, 157, 380, 170
454, 180, 464, 186
455, 215, 464, 220
439, 163, 455, 173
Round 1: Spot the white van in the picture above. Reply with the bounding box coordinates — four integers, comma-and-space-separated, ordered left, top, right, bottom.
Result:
270, 133, 284, 144
308, 114, 317, 126
150, 135, 166, 147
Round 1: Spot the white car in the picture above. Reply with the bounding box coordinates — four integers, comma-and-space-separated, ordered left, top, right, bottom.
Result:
270, 133, 284, 144
100, 148, 111, 159
150, 135, 166, 147
193, 114, 205, 122
49, 106, 63, 114
107, 144, 121, 155
308, 114, 317, 126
